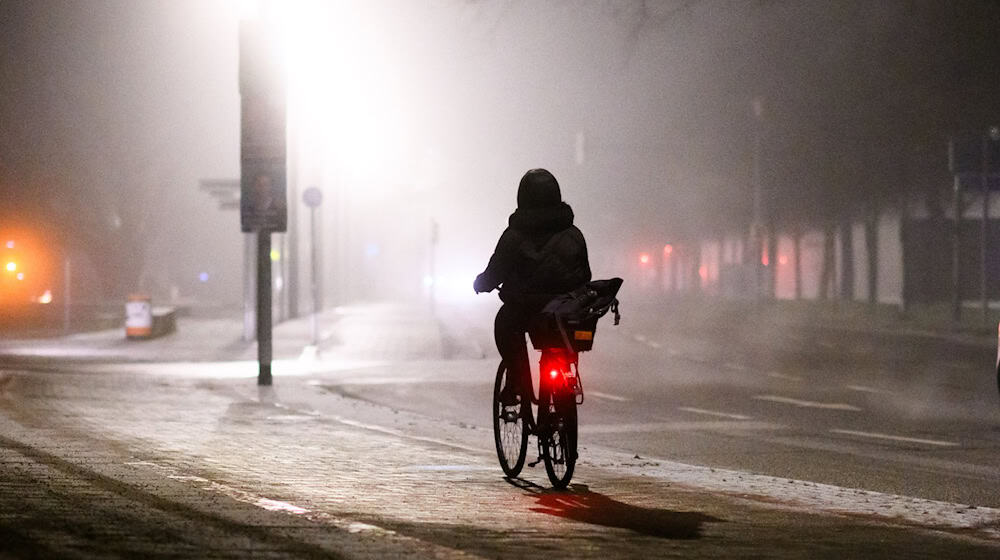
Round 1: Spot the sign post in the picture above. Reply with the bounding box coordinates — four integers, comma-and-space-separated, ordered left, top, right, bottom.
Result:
303, 186, 323, 347
239, 19, 286, 386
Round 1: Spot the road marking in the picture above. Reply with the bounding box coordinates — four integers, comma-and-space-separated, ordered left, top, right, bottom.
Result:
830, 429, 959, 447
329, 375, 428, 385
265, 414, 315, 423
767, 371, 802, 381
581, 421, 782, 434
723, 362, 748, 371
588, 391, 629, 402
845, 384, 888, 394
330, 415, 484, 454
753, 395, 861, 411
404, 465, 495, 472
679, 407, 752, 420
255, 498, 310, 514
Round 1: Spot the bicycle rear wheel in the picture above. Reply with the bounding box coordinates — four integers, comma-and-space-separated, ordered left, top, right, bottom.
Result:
493, 362, 528, 478
540, 388, 577, 489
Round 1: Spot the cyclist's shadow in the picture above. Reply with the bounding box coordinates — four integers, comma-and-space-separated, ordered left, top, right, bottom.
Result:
505, 478, 722, 539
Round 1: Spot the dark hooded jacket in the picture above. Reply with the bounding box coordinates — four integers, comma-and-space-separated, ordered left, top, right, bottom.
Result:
474, 169, 591, 308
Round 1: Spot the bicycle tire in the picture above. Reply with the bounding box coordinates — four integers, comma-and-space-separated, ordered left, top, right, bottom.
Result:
493, 362, 528, 478
540, 387, 577, 489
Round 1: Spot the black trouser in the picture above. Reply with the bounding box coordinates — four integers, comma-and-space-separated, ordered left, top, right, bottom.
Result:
494, 303, 535, 398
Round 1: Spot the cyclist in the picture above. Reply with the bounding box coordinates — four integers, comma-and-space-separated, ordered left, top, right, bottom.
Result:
474, 168, 591, 407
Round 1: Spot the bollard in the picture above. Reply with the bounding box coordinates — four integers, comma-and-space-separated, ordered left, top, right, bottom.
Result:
125, 294, 153, 339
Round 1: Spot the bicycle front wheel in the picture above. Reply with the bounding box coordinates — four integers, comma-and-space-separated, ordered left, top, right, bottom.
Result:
493, 362, 528, 478
540, 388, 577, 489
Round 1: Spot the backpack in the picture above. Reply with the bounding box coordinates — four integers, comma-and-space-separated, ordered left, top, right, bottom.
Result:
529, 277, 623, 352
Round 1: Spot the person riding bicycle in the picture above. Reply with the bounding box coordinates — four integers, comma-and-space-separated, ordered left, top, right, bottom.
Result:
474, 168, 591, 406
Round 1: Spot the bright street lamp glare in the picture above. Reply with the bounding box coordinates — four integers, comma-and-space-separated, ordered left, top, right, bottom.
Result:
237, 0, 261, 20
5, 261, 16, 272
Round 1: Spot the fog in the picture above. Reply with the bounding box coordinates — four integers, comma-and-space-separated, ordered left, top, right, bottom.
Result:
1, 0, 997, 311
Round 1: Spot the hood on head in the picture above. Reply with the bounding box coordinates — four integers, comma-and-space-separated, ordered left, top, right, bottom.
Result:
517, 169, 561, 209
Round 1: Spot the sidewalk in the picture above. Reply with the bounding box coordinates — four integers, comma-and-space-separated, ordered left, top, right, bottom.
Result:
635, 295, 1000, 348
0, 302, 448, 366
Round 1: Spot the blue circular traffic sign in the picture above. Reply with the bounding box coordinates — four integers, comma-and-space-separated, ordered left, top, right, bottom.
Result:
303, 186, 323, 208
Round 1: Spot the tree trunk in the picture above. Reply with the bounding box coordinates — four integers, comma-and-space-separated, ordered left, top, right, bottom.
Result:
793, 230, 802, 300
692, 244, 702, 294
767, 227, 778, 299
900, 211, 909, 313
840, 219, 855, 301
675, 245, 683, 293
818, 222, 836, 300
865, 208, 879, 307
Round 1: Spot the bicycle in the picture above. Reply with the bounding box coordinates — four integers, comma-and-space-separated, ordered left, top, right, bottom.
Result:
493, 278, 621, 489
493, 348, 582, 488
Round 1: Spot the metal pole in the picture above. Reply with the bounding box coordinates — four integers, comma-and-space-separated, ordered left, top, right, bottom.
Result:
752, 118, 763, 300
287, 119, 299, 320
751, 97, 765, 301
277, 234, 286, 322
309, 205, 319, 346
429, 219, 438, 316
257, 231, 273, 386
982, 134, 990, 322
952, 175, 962, 322
63, 257, 71, 334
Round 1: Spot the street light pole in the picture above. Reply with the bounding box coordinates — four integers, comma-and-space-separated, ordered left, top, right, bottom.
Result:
430, 219, 438, 316
952, 174, 962, 322
983, 131, 990, 322
302, 186, 323, 347
239, 15, 286, 386
63, 257, 71, 334
751, 97, 765, 300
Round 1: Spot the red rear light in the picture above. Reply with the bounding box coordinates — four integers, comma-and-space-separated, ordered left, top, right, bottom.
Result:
550, 369, 559, 379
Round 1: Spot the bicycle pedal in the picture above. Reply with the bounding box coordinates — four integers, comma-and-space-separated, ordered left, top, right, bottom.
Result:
527, 457, 542, 468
